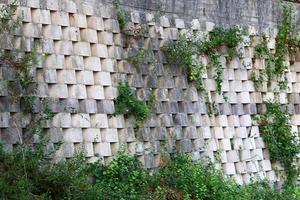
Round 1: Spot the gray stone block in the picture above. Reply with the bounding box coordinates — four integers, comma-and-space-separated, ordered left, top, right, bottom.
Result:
179, 139, 192, 153
173, 113, 188, 126
144, 154, 155, 169
0, 112, 9, 128
1, 128, 21, 144
219, 103, 232, 115
155, 127, 167, 141
138, 128, 152, 142
168, 126, 183, 140
79, 99, 97, 113
97, 100, 115, 114
47, 127, 64, 143
159, 114, 173, 127
0, 81, 8, 96
60, 99, 80, 113
145, 75, 159, 88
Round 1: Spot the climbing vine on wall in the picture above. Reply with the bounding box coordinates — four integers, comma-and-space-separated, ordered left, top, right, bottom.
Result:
162, 26, 244, 96
113, 82, 156, 129
255, 101, 300, 184
251, 4, 295, 91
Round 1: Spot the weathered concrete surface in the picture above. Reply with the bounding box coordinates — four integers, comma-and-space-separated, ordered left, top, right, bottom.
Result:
80, 0, 300, 31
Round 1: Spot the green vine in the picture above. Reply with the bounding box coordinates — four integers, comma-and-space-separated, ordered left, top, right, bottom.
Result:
163, 26, 244, 96
252, 4, 293, 91
114, 3, 128, 30
113, 82, 155, 129
255, 101, 300, 184
127, 48, 157, 66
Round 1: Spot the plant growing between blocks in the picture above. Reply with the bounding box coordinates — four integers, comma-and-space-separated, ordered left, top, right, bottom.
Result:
162, 26, 244, 96
254, 101, 300, 185
251, 4, 296, 91
113, 81, 156, 129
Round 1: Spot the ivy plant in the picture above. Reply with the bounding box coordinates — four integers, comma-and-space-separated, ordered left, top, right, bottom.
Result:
255, 101, 300, 184
163, 26, 244, 96
113, 82, 155, 129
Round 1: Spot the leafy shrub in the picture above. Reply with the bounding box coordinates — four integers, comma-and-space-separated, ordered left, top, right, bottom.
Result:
113, 81, 155, 128
163, 26, 244, 95
92, 150, 151, 200
0, 142, 95, 200
255, 101, 300, 183
115, 3, 128, 30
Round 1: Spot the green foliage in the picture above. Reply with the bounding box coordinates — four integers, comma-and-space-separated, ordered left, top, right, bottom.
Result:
2, 144, 300, 200
115, 3, 128, 30
163, 34, 196, 68
127, 49, 157, 66
0, 142, 96, 200
113, 82, 154, 128
253, 4, 294, 90
2, 48, 38, 114
0, 0, 20, 34
163, 26, 244, 95
92, 149, 151, 200
255, 101, 300, 183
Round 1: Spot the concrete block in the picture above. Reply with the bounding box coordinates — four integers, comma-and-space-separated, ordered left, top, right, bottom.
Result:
83, 128, 101, 142
81, 28, 98, 43
223, 163, 236, 175
212, 127, 224, 139
0, 112, 9, 127
72, 113, 91, 128
246, 161, 259, 173
86, 85, 105, 99
32, 9, 51, 24
63, 27, 81, 41
68, 85, 87, 99
84, 57, 101, 71
84, 142, 94, 157
219, 138, 231, 150
236, 127, 247, 138
255, 137, 265, 148
49, 84, 68, 98
63, 128, 83, 143
94, 72, 111, 86
43, 69, 57, 83
51, 11, 69, 26
235, 162, 247, 174
97, 100, 115, 114
65, 56, 84, 70
251, 149, 264, 161
79, 99, 97, 113
57, 69, 76, 84
98, 31, 113, 45
243, 138, 256, 150
76, 71, 94, 85
87, 16, 104, 30
94, 142, 112, 157
55, 41, 73, 55
90, 114, 108, 128
260, 160, 272, 171
17, 7, 31, 22
73, 42, 91, 56
227, 150, 240, 162
70, 14, 87, 28
23, 23, 42, 38
91, 44, 108, 58
46, 0, 59, 10
101, 129, 119, 143
104, 86, 117, 99
108, 116, 125, 128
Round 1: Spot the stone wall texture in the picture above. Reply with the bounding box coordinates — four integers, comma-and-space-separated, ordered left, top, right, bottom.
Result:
0, 0, 300, 185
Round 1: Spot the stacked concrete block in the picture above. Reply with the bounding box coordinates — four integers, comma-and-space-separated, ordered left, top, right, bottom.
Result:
1, 0, 299, 184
